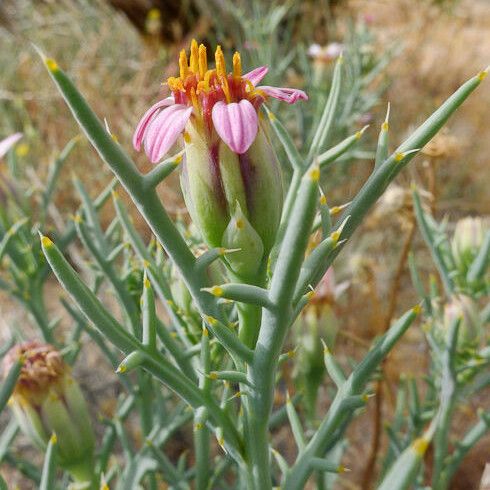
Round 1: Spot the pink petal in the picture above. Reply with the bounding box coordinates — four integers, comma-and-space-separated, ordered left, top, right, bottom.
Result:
258, 86, 308, 104
144, 104, 192, 163
243, 66, 268, 86
212, 100, 258, 154
0, 133, 22, 159
133, 97, 174, 151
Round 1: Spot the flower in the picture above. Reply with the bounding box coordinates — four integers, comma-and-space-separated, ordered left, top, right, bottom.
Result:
3, 342, 95, 481
133, 41, 307, 275
133, 40, 307, 162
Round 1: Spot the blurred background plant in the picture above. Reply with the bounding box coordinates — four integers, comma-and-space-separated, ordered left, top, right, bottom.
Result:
0, 0, 489, 488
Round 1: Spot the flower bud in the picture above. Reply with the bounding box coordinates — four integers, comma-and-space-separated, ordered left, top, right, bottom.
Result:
180, 121, 282, 273
221, 203, 264, 280
451, 217, 486, 272
2, 342, 95, 480
443, 295, 481, 347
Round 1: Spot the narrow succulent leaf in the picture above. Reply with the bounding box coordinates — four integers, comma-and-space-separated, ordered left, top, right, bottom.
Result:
445, 410, 490, 482
467, 231, 490, 283
116, 350, 147, 374
375, 103, 390, 168
286, 392, 306, 451
200, 327, 211, 391
209, 370, 250, 386
75, 219, 141, 337
271, 448, 289, 476
378, 433, 432, 490
319, 193, 332, 238
0, 355, 23, 412
270, 163, 320, 306
412, 188, 454, 295
147, 441, 188, 489
144, 150, 184, 189
309, 458, 343, 473
106, 242, 126, 262
142, 273, 157, 351
193, 406, 211, 490
201, 315, 253, 364
202, 284, 272, 309
43, 135, 79, 213
39, 434, 58, 490
119, 455, 158, 490
317, 125, 369, 169
322, 340, 346, 388
0, 218, 29, 264
263, 105, 305, 170
73, 177, 108, 254
294, 234, 337, 301
0, 420, 19, 463
308, 55, 343, 160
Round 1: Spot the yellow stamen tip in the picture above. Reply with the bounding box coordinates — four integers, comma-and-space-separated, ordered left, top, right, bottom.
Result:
394, 152, 405, 162
268, 111, 276, 121
209, 372, 218, 380
179, 49, 189, 79
382, 121, 389, 131
203, 327, 209, 337
235, 218, 245, 230
190, 39, 199, 74
198, 44, 208, 78
45, 58, 58, 72
50, 433, 57, 444
233, 51, 242, 78
194, 422, 203, 431
319, 195, 327, 205
144, 277, 151, 289
215, 45, 226, 77
330, 206, 341, 215
183, 132, 191, 144
477, 68, 488, 81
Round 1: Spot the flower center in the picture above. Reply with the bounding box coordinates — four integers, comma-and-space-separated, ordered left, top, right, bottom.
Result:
166, 40, 260, 129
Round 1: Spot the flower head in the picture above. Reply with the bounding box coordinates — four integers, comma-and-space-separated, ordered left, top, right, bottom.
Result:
134, 40, 307, 162
3, 342, 95, 476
